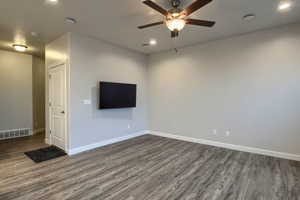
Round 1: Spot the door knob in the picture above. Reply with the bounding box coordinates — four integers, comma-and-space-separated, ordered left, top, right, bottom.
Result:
61, 111, 65, 114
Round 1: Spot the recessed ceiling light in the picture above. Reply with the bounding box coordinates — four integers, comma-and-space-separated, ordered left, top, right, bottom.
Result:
149, 39, 157, 46
31, 32, 39, 37
65, 17, 77, 24
13, 44, 28, 52
278, 1, 292, 10
243, 14, 256, 21
46, 0, 58, 4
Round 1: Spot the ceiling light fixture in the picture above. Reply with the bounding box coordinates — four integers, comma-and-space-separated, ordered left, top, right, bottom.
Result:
243, 14, 256, 21
278, 1, 292, 10
65, 17, 77, 24
142, 39, 157, 47
31, 32, 39, 37
165, 17, 186, 32
46, 0, 58, 4
13, 44, 28, 52
149, 39, 157, 46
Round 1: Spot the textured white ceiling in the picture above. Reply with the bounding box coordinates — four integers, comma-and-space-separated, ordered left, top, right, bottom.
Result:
0, 0, 299, 55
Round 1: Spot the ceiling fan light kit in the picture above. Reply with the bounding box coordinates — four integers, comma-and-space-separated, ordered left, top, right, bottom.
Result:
138, 0, 216, 38
166, 17, 186, 31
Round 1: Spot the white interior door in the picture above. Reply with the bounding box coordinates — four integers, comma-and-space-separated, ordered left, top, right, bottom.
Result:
49, 64, 66, 150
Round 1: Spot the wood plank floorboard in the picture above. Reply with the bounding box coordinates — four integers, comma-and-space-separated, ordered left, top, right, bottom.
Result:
0, 134, 300, 200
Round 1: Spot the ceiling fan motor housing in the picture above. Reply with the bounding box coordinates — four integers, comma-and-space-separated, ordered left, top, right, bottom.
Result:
171, 0, 181, 8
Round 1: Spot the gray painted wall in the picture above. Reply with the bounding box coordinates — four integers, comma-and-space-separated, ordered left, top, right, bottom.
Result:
69, 33, 148, 149
148, 23, 300, 155
0, 50, 33, 131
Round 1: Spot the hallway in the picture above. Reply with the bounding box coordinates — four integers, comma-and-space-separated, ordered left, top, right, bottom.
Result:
0, 133, 48, 163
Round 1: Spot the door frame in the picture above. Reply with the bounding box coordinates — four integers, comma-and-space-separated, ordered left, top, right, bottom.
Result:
46, 63, 69, 152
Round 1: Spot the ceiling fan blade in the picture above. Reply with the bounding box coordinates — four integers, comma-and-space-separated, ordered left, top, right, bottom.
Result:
143, 0, 169, 16
186, 19, 215, 27
171, 31, 179, 38
138, 21, 164, 29
181, 0, 213, 16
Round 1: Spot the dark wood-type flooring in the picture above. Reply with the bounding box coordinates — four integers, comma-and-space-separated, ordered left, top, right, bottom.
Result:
1, 134, 300, 200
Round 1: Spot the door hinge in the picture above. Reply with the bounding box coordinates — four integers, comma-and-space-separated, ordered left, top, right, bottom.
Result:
49, 130, 52, 134
49, 74, 52, 79
49, 102, 52, 107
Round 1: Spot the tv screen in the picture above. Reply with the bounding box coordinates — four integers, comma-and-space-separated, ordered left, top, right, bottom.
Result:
99, 82, 136, 109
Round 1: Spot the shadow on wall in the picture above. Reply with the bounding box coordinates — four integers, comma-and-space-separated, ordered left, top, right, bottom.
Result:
91, 86, 134, 120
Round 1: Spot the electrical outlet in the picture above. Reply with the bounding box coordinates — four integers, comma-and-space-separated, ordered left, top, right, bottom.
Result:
226, 131, 230, 136
127, 124, 131, 129
212, 129, 217, 135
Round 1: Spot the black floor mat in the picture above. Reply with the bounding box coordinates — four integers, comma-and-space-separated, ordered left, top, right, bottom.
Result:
24, 146, 67, 163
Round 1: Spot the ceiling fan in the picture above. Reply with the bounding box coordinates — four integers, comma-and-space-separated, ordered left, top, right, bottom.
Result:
138, 0, 215, 38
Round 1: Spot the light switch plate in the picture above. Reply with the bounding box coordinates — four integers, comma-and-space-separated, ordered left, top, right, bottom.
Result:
83, 99, 91, 105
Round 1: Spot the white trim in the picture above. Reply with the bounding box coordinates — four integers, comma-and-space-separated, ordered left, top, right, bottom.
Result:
48, 62, 66, 69
45, 137, 51, 145
67, 131, 147, 156
149, 131, 300, 161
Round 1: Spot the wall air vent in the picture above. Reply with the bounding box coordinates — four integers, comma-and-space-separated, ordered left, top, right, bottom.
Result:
0, 128, 32, 140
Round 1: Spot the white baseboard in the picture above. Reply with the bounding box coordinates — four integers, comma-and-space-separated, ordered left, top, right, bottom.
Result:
45, 138, 51, 145
67, 131, 148, 156
150, 131, 300, 161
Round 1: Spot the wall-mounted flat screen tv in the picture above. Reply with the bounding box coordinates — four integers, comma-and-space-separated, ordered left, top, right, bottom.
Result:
99, 82, 136, 109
